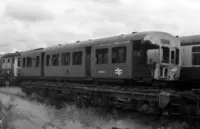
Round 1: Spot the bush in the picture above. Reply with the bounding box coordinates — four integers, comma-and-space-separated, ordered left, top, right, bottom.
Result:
0, 99, 16, 129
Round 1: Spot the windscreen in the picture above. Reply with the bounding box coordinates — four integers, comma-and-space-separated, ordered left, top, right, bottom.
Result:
162, 47, 169, 63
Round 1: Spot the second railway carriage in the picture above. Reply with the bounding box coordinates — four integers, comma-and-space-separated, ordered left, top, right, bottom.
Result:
19, 31, 181, 86
0, 52, 21, 85
180, 35, 200, 82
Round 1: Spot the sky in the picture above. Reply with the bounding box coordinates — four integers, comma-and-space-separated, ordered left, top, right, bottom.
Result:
0, 0, 200, 53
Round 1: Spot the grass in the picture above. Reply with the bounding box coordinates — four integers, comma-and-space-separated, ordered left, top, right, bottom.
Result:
0, 86, 191, 129
0, 86, 25, 97
0, 94, 17, 129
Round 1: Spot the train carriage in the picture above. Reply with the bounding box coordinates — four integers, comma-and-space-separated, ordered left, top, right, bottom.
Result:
0, 52, 21, 85
180, 35, 200, 82
19, 31, 181, 86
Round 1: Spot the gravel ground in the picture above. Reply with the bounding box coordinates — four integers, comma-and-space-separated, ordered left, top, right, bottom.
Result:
0, 87, 190, 129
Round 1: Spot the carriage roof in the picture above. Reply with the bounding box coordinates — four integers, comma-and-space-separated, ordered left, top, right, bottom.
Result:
43, 31, 176, 52
1, 52, 21, 58
181, 35, 200, 46
21, 31, 178, 55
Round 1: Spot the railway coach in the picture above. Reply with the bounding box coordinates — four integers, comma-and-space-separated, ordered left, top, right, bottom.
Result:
180, 35, 200, 83
19, 31, 181, 86
0, 52, 21, 85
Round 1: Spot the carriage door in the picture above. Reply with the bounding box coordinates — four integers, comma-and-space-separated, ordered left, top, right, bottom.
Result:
132, 40, 148, 78
41, 52, 45, 76
85, 47, 91, 77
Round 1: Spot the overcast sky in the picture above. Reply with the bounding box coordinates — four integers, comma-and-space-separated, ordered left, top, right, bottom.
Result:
0, 0, 200, 53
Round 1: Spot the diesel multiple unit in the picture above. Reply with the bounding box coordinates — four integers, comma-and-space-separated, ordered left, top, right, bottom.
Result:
1, 31, 200, 121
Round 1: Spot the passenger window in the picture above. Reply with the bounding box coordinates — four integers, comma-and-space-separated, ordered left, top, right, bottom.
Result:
35, 56, 40, 67
23, 58, 25, 67
112, 46, 126, 63
192, 46, 200, 65
7, 59, 10, 63
52, 54, 60, 66
2, 59, 4, 63
73, 51, 82, 65
46, 55, 50, 66
18, 58, 20, 67
62, 52, 70, 65
96, 48, 108, 64
27, 57, 32, 67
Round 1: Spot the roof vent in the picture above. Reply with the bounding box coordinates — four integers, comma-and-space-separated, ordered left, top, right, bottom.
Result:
76, 41, 80, 43
120, 34, 124, 36
176, 35, 179, 38
89, 39, 92, 41
132, 32, 137, 34
58, 44, 62, 46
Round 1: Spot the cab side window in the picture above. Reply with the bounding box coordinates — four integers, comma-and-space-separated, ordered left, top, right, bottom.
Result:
112, 46, 126, 63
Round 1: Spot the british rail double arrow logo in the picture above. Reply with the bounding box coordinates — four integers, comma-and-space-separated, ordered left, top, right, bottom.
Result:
115, 68, 123, 76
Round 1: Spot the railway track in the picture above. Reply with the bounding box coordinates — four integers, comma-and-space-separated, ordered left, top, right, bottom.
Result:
20, 81, 200, 124
0, 87, 186, 129
2, 86, 200, 128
